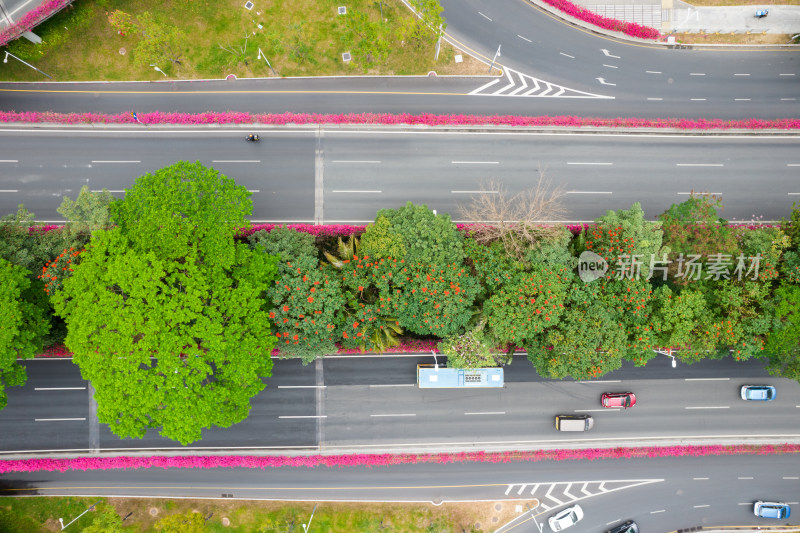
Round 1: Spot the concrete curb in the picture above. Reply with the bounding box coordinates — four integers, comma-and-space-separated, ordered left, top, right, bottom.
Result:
2, 436, 800, 461
2, 122, 800, 135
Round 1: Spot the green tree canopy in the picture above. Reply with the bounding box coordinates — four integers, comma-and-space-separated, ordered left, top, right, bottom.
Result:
372, 202, 464, 266
0, 258, 50, 410
53, 162, 278, 444
58, 185, 117, 235
765, 284, 800, 380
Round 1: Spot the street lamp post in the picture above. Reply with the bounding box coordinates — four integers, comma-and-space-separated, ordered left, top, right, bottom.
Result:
301, 504, 318, 532
257, 48, 278, 76
656, 348, 677, 368
149, 64, 167, 77
526, 503, 544, 533
59, 500, 101, 530
3, 51, 52, 79
431, 350, 439, 370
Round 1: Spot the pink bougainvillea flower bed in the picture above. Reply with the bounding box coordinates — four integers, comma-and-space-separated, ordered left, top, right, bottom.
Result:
0, 0, 73, 47
1, 444, 798, 474
1, 111, 798, 131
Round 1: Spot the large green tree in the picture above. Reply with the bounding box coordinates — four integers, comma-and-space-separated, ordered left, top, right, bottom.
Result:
0, 258, 50, 410
53, 162, 278, 445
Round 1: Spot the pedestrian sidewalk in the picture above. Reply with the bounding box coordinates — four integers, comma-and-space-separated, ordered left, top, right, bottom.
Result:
567, 0, 800, 34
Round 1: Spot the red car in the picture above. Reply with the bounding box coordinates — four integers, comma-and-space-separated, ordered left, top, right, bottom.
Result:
601, 392, 636, 408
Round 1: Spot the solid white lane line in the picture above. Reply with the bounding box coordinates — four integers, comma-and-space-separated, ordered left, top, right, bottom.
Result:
734, 73, 750, 76
518, 34, 532, 42
560, 52, 575, 58
734, 99, 751, 101
650, 509, 666, 514
452, 161, 499, 164
278, 385, 326, 389
603, 64, 619, 69
465, 411, 506, 415
607, 520, 624, 526
35, 387, 86, 391
647, 98, 663, 101
685, 406, 729, 409
368, 383, 415, 387
685, 377, 730, 381
567, 162, 613, 165
93, 189, 125, 193
331, 190, 382, 193
567, 191, 613, 195
92, 160, 140, 163
278, 415, 327, 419
331, 160, 381, 164
690, 73, 706, 76
478, 11, 492, 21
693, 477, 709, 480
690, 98, 707, 101
646, 70, 662, 74
452, 190, 498, 194
676, 163, 723, 167
371, 413, 416, 417
212, 160, 260, 163
35, 418, 86, 421
575, 409, 617, 412
579, 380, 621, 383
738, 476, 754, 480
694, 505, 710, 508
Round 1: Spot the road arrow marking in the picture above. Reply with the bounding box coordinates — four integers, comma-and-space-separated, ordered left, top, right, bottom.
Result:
602, 49, 621, 58
596, 78, 616, 86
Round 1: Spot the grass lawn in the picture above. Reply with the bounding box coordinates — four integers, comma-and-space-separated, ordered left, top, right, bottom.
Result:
0, 495, 534, 532
0, 0, 490, 82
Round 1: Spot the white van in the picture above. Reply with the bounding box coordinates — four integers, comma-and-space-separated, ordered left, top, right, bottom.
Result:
555, 414, 594, 432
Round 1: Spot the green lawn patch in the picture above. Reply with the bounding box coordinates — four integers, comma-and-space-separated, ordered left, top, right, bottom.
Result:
1, 0, 479, 81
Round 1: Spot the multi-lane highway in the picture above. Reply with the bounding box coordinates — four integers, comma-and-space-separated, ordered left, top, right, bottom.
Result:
2, 354, 799, 532
1, 1, 798, 530
1, 355, 796, 455
1, 128, 798, 223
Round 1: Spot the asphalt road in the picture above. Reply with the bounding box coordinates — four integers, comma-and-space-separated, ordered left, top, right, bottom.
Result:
1, 355, 796, 455
1, 452, 798, 532
2, 128, 798, 223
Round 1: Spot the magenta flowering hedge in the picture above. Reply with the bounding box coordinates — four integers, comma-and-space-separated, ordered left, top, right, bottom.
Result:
1, 111, 799, 131
1, 444, 798, 474
541, 0, 661, 40
0, 0, 73, 47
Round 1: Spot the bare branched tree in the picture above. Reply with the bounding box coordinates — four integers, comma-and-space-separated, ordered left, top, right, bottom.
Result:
458, 170, 568, 260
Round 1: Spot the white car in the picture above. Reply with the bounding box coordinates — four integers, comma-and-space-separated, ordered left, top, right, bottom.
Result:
548, 504, 584, 531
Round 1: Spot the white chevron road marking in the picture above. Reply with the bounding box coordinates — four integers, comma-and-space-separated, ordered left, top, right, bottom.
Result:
469, 67, 613, 98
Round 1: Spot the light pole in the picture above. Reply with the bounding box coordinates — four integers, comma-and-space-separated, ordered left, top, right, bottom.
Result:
3, 51, 52, 79
149, 64, 167, 77
431, 350, 439, 370
488, 44, 501, 74
257, 48, 278, 75
656, 348, 677, 368
526, 503, 544, 533
59, 500, 101, 530
301, 504, 318, 532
